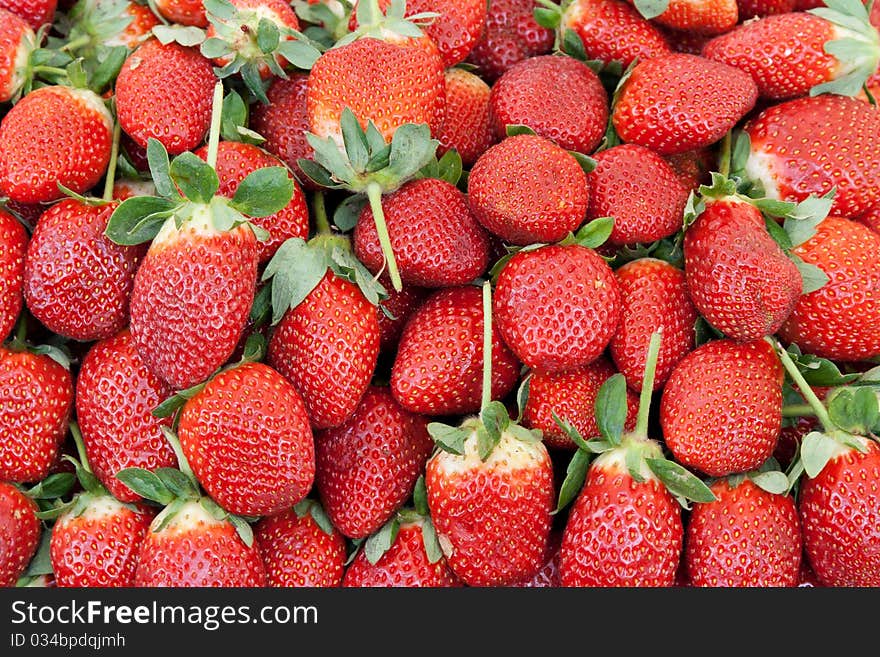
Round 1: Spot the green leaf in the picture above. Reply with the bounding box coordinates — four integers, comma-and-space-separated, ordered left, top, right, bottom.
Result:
340, 107, 370, 172
204, 0, 236, 20
26, 473, 76, 499
515, 374, 531, 422
561, 28, 587, 61
413, 475, 429, 517
574, 217, 614, 249
220, 90, 248, 143
827, 387, 880, 435
569, 151, 597, 175
436, 149, 463, 186
748, 471, 790, 495
22, 530, 53, 578
633, 0, 670, 19
262, 238, 328, 323
154, 468, 198, 500
386, 123, 439, 183
256, 17, 281, 54
421, 518, 443, 564
595, 373, 628, 446
229, 166, 295, 218
146, 138, 179, 201
791, 255, 830, 294
115, 468, 175, 505
801, 431, 843, 478
328, 246, 388, 306
105, 197, 177, 245
364, 517, 400, 565
427, 422, 470, 456
555, 449, 590, 514
505, 124, 536, 137
275, 39, 322, 71
229, 514, 254, 547
646, 458, 716, 503
764, 216, 792, 252
170, 152, 219, 204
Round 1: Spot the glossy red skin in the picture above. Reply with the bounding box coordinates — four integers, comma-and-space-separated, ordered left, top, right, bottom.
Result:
76, 329, 175, 503
736, 0, 796, 19
494, 244, 621, 373
50, 497, 153, 588
129, 222, 258, 391
0, 208, 26, 342
0, 481, 40, 587
664, 148, 714, 191
559, 457, 683, 587
777, 217, 880, 362
354, 178, 489, 288
630, 0, 738, 35
376, 282, 428, 353
113, 2, 160, 48
660, 339, 784, 478
523, 356, 639, 450
562, 0, 670, 67
799, 440, 880, 587
468, 134, 590, 246
315, 386, 432, 539
152, 0, 206, 27
857, 202, 880, 234
465, 0, 554, 83
194, 141, 309, 263
0, 0, 56, 29
587, 144, 688, 246
610, 258, 697, 392
683, 198, 802, 342
0, 86, 111, 203
0, 9, 32, 102
267, 272, 380, 430
179, 362, 315, 517
390, 285, 520, 416
255, 507, 347, 588
23, 199, 144, 342
612, 53, 757, 155
0, 347, 72, 483
115, 39, 216, 155
685, 478, 802, 587
489, 55, 609, 155
702, 13, 836, 100
744, 95, 880, 218
343, 522, 463, 588
511, 532, 561, 587
435, 68, 495, 167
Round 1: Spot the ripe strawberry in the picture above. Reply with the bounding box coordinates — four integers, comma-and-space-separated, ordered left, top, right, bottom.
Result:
115, 38, 216, 155
376, 281, 428, 353
178, 361, 315, 517
435, 67, 495, 168
493, 243, 621, 373
56, 0, 159, 54
609, 258, 698, 392
587, 144, 689, 246
255, 501, 347, 587
353, 177, 489, 288
75, 328, 176, 503
0, 85, 112, 204
857, 202, 880, 234
467, 134, 590, 246
315, 386, 432, 539
23, 199, 145, 342
489, 55, 609, 155
111, 178, 157, 202
777, 216, 880, 362
736, 0, 796, 19
0, 480, 40, 587
628, 0, 738, 35
664, 147, 713, 191
0, 0, 56, 29
683, 196, 802, 342
743, 94, 880, 218
0, 208, 27, 342
612, 53, 757, 155
152, 0, 207, 27
523, 356, 639, 451
660, 338, 784, 477
685, 475, 802, 587
511, 531, 561, 587
0, 345, 73, 483
0, 8, 35, 103
390, 285, 520, 416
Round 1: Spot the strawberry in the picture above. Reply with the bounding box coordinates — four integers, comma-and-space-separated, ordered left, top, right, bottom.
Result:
376, 281, 428, 353
254, 500, 347, 587
857, 202, 880, 234
736, 0, 796, 19
178, 361, 315, 517
489, 55, 609, 155
314, 385, 432, 539
111, 178, 157, 201
0, 8, 35, 103
664, 147, 713, 191
609, 258, 698, 392
777, 216, 880, 362
55, 0, 159, 55
0, 480, 40, 587
434, 67, 494, 168
0, 208, 27, 342
701, 4, 880, 100
467, 134, 590, 246
353, 177, 490, 289
522, 356, 639, 451
684, 474, 802, 587
743, 94, 880, 219
493, 243, 621, 373
587, 144, 689, 247
660, 338, 784, 477
23, 199, 145, 342
612, 53, 757, 155
0, 0, 56, 30
75, 328, 176, 503
511, 531, 561, 587
115, 38, 216, 155
152, 0, 207, 27
0, 85, 112, 204
628, 0, 738, 35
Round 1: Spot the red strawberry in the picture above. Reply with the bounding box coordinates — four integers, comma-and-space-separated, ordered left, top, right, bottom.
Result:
609, 258, 698, 392
743, 94, 880, 219
489, 55, 609, 155
0, 8, 34, 103
115, 38, 216, 155
685, 475, 802, 587
112, 179, 157, 201
57, 0, 159, 54
0, 480, 40, 587
587, 144, 689, 247
435, 67, 495, 168
353, 177, 489, 288
467, 134, 590, 246
254, 501, 347, 587
493, 243, 621, 373
376, 281, 428, 353
777, 216, 880, 362
629, 0, 738, 35
152, 0, 207, 27
660, 338, 784, 477
75, 328, 176, 503
736, 0, 796, 19
612, 53, 757, 155
664, 148, 714, 191
0, 208, 27, 342
511, 531, 561, 587
857, 202, 880, 234
0, 0, 56, 30
0, 85, 112, 204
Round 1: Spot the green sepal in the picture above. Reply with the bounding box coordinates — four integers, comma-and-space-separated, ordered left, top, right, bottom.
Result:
595, 373, 628, 446
782, 344, 860, 387
554, 448, 590, 514
333, 195, 367, 232
645, 457, 717, 505
479, 401, 510, 460
115, 468, 176, 506
152, 381, 207, 419
427, 422, 470, 456
151, 24, 207, 47
569, 151, 597, 175
515, 374, 531, 423
25, 473, 76, 500
170, 151, 219, 204
505, 124, 536, 138
826, 386, 880, 436
561, 29, 587, 62
153, 467, 200, 500
421, 517, 443, 564
294, 499, 336, 537
228, 513, 255, 548
412, 475, 429, 517
229, 166, 295, 218
327, 245, 388, 306
261, 237, 330, 324
364, 516, 400, 565
533, 0, 562, 29
104, 196, 178, 245
800, 431, 844, 478
551, 411, 614, 453
146, 138, 180, 201
572, 217, 613, 249
633, 0, 670, 19
747, 470, 790, 495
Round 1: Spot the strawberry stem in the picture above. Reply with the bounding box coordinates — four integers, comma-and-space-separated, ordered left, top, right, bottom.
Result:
205, 80, 225, 169
767, 337, 834, 432
102, 117, 122, 202
718, 130, 732, 179
633, 330, 663, 438
481, 279, 492, 411
68, 422, 92, 475
782, 404, 816, 418
366, 181, 402, 292
313, 190, 331, 235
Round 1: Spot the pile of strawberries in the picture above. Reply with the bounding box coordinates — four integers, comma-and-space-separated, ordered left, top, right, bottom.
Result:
1, 0, 879, 589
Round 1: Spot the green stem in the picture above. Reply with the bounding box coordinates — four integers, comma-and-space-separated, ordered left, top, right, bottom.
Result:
102, 118, 122, 202
9, 314, 28, 351
366, 181, 402, 292
61, 35, 93, 53
313, 190, 331, 235
206, 80, 225, 169
767, 337, 835, 432
634, 330, 663, 439
31, 66, 68, 77
481, 280, 492, 412
718, 130, 732, 179
782, 404, 816, 419
68, 422, 92, 474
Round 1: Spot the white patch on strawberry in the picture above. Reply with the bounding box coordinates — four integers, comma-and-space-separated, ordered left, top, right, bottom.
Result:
67, 88, 114, 131
150, 499, 223, 535
744, 149, 782, 201
432, 427, 549, 475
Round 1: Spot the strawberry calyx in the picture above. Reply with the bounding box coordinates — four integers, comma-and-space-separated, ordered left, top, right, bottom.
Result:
292, 498, 336, 537
336, 0, 437, 48
715, 460, 792, 497
809, 0, 880, 97
4, 316, 73, 371
292, 0, 351, 44
53, 0, 151, 56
